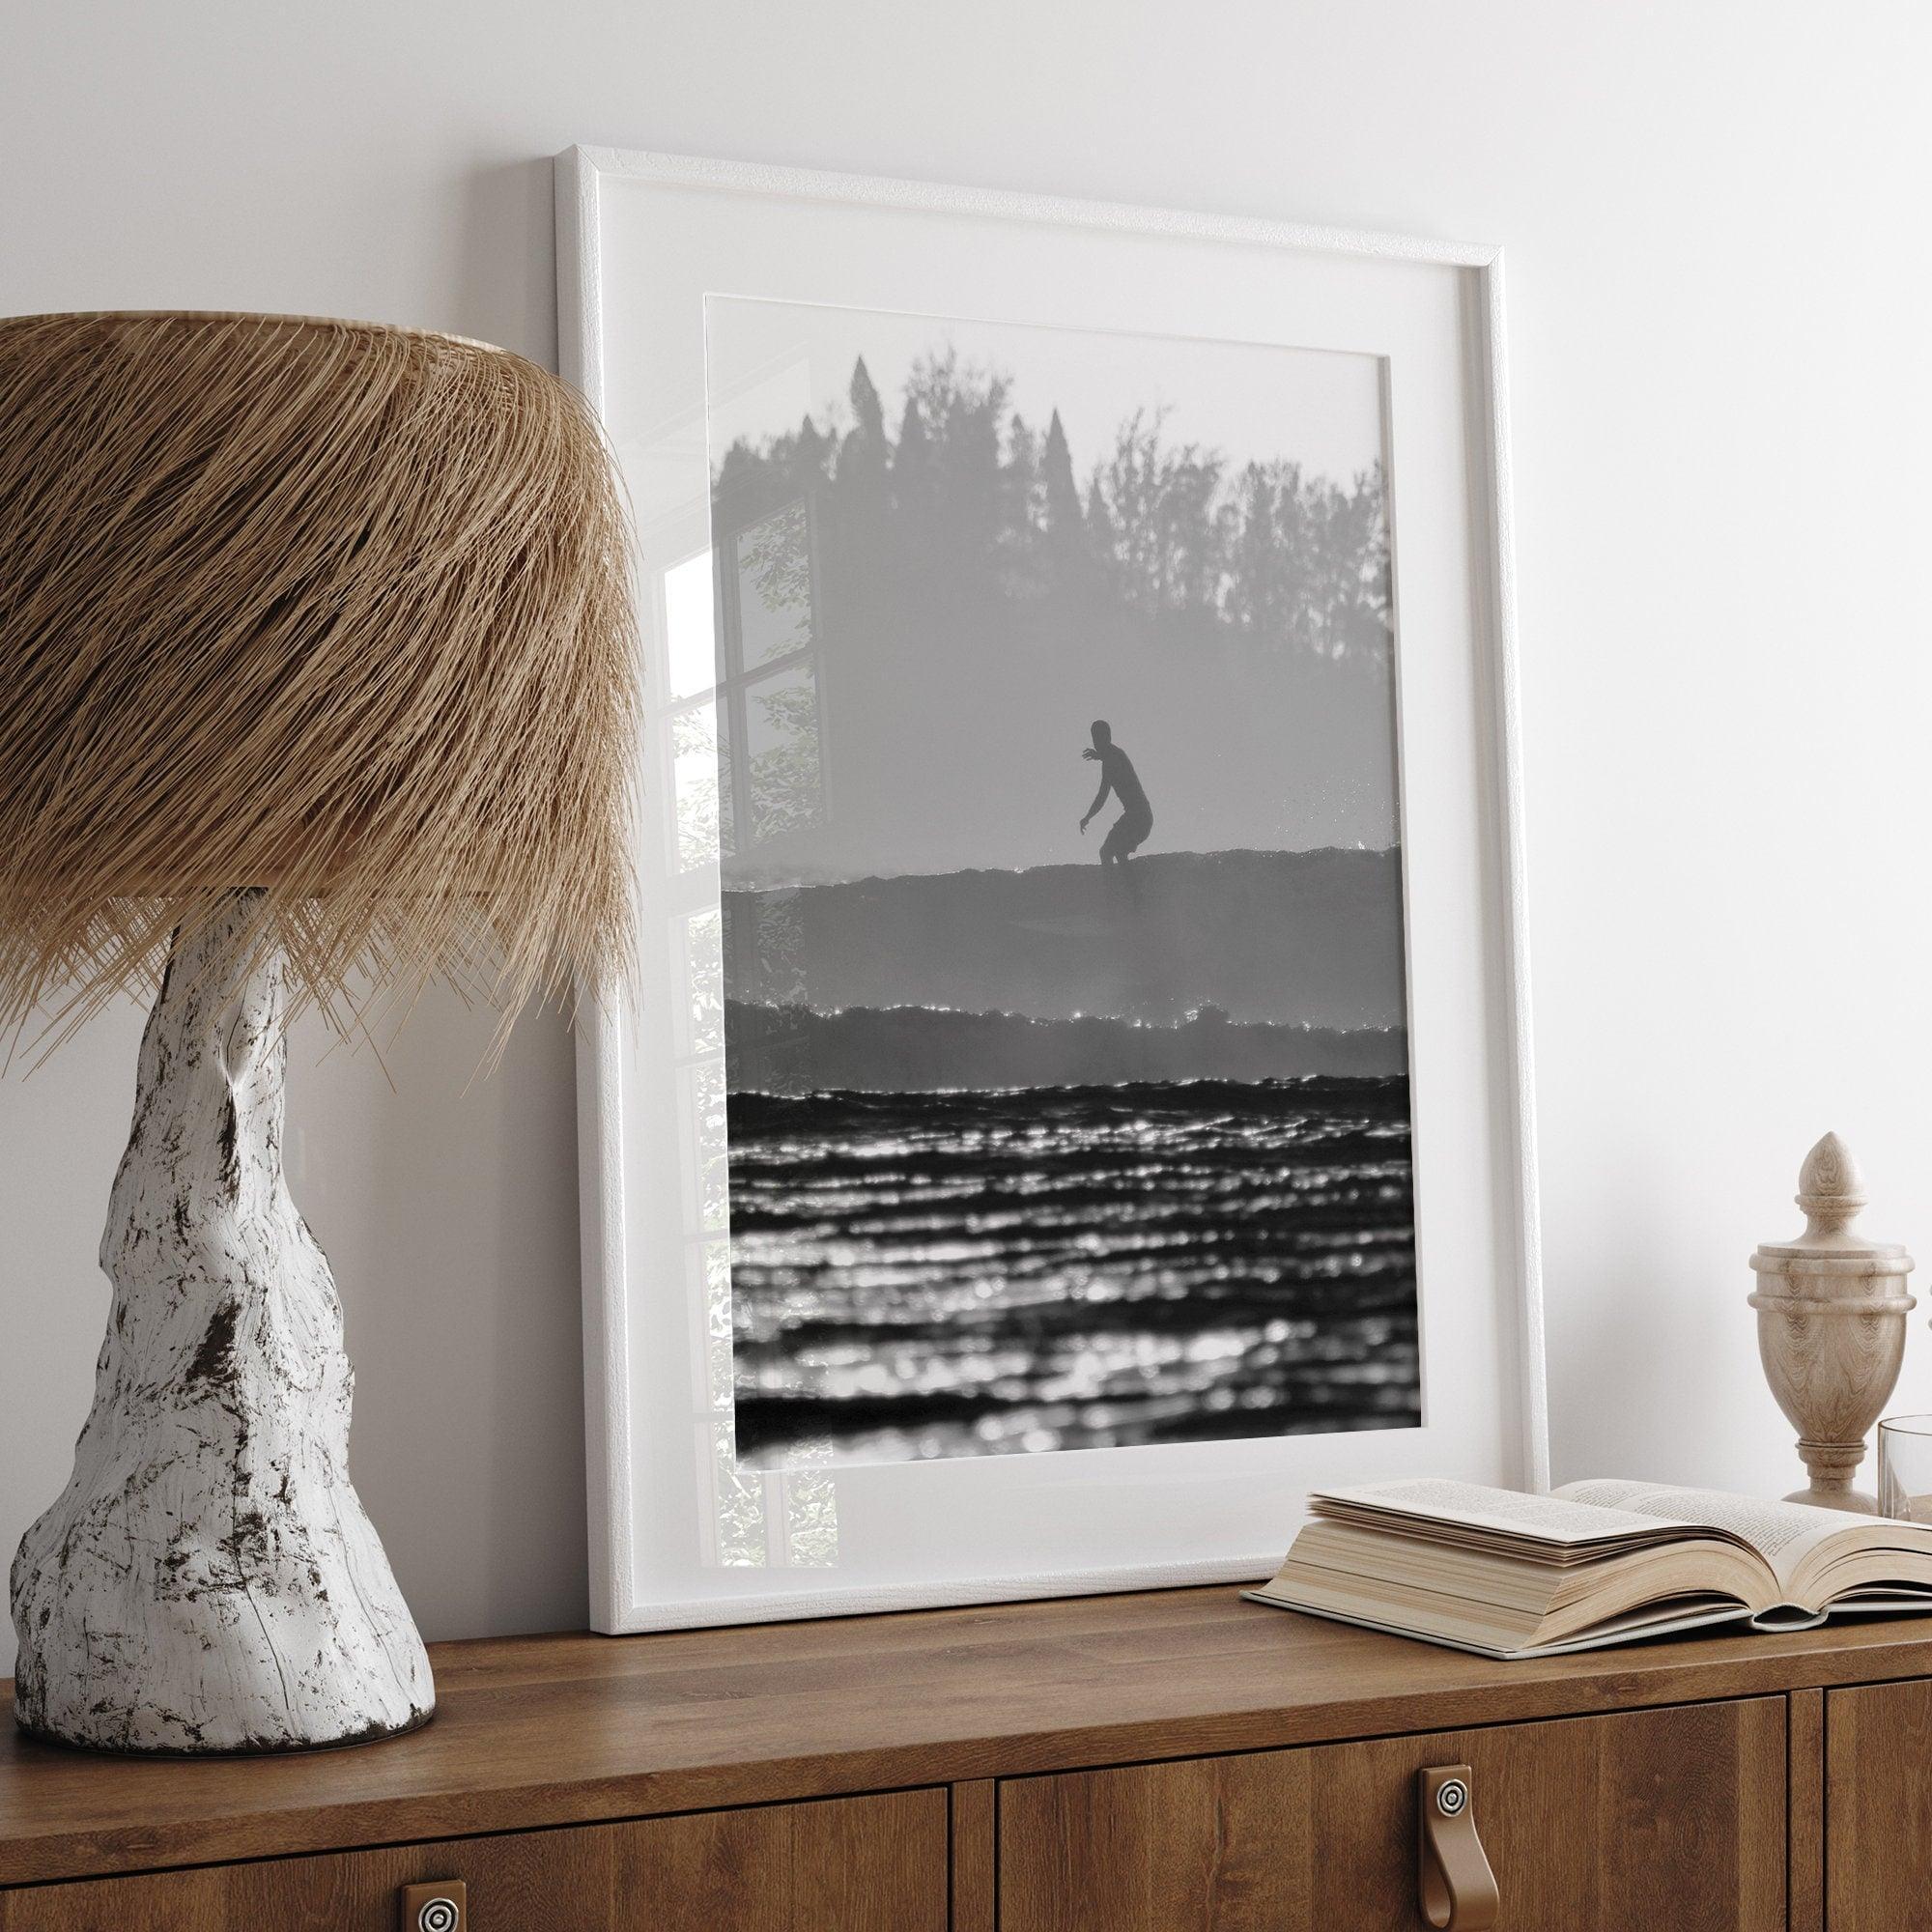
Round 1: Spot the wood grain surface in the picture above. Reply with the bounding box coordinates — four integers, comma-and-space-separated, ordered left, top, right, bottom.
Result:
1827, 1676, 1932, 1931
4, 1586, 1931, 1889
1000, 1696, 1787, 1931
0, 1788, 944, 1931
1788, 1689, 1824, 1932
950, 1780, 995, 1932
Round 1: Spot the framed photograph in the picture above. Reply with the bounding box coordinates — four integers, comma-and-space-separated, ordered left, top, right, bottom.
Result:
557, 147, 1546, 1634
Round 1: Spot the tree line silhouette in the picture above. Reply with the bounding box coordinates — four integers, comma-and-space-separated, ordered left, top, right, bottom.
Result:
713, 350, 1392, 668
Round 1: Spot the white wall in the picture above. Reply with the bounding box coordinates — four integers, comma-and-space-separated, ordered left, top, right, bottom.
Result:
6, 0, 1932, 1674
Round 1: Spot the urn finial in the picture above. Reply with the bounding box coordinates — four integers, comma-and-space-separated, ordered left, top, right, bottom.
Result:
1750, 1132, 1915, 1514
1797, 1131, 1866, 1229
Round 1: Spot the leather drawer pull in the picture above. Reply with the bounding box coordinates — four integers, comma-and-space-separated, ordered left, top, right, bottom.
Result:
1417, 1765, 1499, 1930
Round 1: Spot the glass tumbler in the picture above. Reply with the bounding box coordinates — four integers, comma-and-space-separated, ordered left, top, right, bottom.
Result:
1877, 1415, 1932, 1521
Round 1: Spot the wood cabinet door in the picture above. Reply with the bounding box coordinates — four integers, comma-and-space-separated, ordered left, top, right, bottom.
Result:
1826, 1678, 1932, 1931
0, 1787, 946, 1932
1001, 1697, 1785, 1932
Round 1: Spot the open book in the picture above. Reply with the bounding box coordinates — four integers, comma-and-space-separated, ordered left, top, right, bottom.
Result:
1244, 1477, 1932, 1659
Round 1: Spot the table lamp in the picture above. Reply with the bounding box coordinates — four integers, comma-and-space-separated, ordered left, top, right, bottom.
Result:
0, 312, 638, 1753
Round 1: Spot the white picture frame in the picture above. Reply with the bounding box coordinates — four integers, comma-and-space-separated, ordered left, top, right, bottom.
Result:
557, 144, 1547, 1634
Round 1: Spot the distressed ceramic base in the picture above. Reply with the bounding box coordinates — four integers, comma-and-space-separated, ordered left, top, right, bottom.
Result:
10, 895, 434, 1753
14, 1704, 435, 1759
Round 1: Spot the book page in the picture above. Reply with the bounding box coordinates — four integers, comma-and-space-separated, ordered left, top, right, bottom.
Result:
1553, 1480, 1851, 1580
1246, 1590, 1763, 1662
1313, 1478, 1680, 1548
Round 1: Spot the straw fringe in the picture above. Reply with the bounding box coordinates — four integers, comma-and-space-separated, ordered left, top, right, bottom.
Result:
0, 311, 639, 1053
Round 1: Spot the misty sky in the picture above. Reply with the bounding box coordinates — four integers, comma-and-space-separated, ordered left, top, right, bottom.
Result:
705, 295, 1386, 493
698, 296, 1401, 884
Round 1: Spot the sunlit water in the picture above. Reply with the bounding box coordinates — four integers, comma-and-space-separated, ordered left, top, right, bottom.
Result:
727, 1075, 1419, 1467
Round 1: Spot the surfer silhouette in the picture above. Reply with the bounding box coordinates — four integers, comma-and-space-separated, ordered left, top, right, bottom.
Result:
1078, 720, 1153, 866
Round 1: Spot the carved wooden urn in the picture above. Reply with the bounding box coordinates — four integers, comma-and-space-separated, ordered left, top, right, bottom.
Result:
1749, 1133, 1915, 1513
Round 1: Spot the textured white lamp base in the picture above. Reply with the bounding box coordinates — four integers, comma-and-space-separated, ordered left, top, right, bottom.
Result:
10, 895, 434, 1753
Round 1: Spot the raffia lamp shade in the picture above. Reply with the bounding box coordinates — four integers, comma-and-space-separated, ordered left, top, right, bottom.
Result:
0, 310, 639, 1039
0, 312, 639, 1755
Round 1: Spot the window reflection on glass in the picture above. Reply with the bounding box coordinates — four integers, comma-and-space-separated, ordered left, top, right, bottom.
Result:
670, 702, 720, 877
702, 1238, 734, 1412
716, 703, 736, 860
709, 1418, 768, 1568
743, 659, 823, 842
664, 548, 718, 702
781, 1457, 838, 1568
679, 908, 723, 1060
718, 889, 809, 1094
699, 1236, 839, 1570
684, 1057, 728, 1236
668, 492, 838, 1568
727, 888, 804, 1009
715, 496, 824, 852
733, 501, 813, 669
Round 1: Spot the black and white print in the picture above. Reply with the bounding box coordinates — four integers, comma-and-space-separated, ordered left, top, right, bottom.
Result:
700, 297, 1419, 1469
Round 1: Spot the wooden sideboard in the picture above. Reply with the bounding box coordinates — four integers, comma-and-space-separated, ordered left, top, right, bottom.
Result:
5, 1586, 1932, 1929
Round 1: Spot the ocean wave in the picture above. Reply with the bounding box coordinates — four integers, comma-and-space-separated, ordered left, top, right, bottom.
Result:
727, 1076, 1418, 1466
